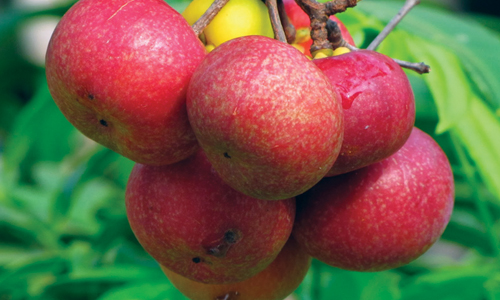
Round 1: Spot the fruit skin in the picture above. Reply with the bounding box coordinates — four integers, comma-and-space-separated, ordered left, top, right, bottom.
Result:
161, 237, 311, 300
292, 127, 454, 272
314, 50, 415, 176
125, 150, 296, 284
46, 0, 206, 166
282, 0, 356, 56
187, 35, 344, 200
182, 0, 274, 46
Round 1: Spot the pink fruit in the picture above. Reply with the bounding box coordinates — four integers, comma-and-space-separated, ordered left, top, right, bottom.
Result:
186, 35, 343, 200
314, 50, 415, 176
292, 127, 454, 272
126, 150, 296, 284
46, 0, 206, 166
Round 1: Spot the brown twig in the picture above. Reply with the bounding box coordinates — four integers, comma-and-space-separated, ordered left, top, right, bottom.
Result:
295, 0, 359, 53
266, 0, 288, 43
277, 0, 296, 43
393, 58, 430, 74
192, 0, 231, 36
367, 0, 421, 50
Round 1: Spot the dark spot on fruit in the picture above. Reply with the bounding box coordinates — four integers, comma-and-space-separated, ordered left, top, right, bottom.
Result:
224, 230, 240, 244
192, 257, 202, 263
88, 94, 95, 100
224, 152, 231, 158
206, 229, 242, 258
100, 119, 108, 127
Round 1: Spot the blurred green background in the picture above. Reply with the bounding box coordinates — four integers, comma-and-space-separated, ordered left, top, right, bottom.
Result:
1, 0, 500, 299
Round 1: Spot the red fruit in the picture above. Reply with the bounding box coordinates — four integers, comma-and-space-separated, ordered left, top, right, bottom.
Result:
161, 237, 311, 300
187, 35, 343, 200
46, 0, 206, 166
292, 127, 454, 272
314, 50, 415, 176
125, 150, 296, 284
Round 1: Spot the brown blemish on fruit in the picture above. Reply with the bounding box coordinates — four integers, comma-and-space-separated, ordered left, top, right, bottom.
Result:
223, 152, 231, 159
215, 291, 240, 300
100, 119, 108, 127
206, 229, 242, 258
88, 93, 95, 100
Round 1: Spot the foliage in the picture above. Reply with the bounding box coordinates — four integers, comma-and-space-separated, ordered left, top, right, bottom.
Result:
1, 0, 500, 299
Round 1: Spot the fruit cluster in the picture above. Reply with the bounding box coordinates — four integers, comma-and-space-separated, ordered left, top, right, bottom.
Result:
45, 0, 455, 299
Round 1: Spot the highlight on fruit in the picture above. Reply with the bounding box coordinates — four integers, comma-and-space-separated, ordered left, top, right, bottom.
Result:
44, 0, 452, 299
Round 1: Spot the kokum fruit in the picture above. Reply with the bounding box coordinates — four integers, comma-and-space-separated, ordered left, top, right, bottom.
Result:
161, 237, 311, 300
45, 0, 206, 166
187, 35, 344, 200
125, 150, 295, 284
314, 50, 415, 176
182, 0, 274, 47
292, 127, 454, 272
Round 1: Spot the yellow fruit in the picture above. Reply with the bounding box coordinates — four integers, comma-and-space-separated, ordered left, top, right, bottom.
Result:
182, 0, 211, 25
183, 0, 274, 47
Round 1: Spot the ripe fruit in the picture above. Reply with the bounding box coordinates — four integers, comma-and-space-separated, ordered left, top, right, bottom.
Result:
161, 237, 311, 300
314, 50, 415, 176
292, 127, 454, 272
125, 150, 295, 284
182, 0, 274, 47
282, 0, 356, 56
45, 0, 206, 166
187, 35, 344, 200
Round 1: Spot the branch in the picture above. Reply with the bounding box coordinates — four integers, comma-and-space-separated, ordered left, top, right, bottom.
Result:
295, 0, 359, 53
367, 0, 420, 50
266, 0, 288, 43
277, 0, 296, 44
192, 0, 231, 36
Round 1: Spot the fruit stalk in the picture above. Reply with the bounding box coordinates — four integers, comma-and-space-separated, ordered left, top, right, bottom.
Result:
277, 0, 296, 43
294, 0, 359, 53
367, 0, 421, 50
192, 0, 231, 36
266, 0, 287, 42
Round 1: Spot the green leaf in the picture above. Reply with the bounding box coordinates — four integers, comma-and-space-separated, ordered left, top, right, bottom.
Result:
405, 37, 471, 133
400, 265, 493, 300
452, 97, 500, 202
355, 1, 500, 110
98, 279, 187, 300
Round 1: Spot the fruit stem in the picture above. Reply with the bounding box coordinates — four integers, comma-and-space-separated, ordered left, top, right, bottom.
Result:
192, 0, 231, 36
278, 0, 297, 43
295, 0, 359, 53
266, 0, 288, 43
367, 0, 421, 51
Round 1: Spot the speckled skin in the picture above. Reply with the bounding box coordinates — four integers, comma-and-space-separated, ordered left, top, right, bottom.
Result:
125, 150, 296, 284
187, 36, 344, 200
314, 50, 415, 176
161, 237, 311, 300
292, 128, 454, 272
45, 0, 206, 166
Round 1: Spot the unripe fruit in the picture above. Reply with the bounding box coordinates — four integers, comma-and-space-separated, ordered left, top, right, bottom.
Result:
182, 0, 274, 46
46, 0, 206, 166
